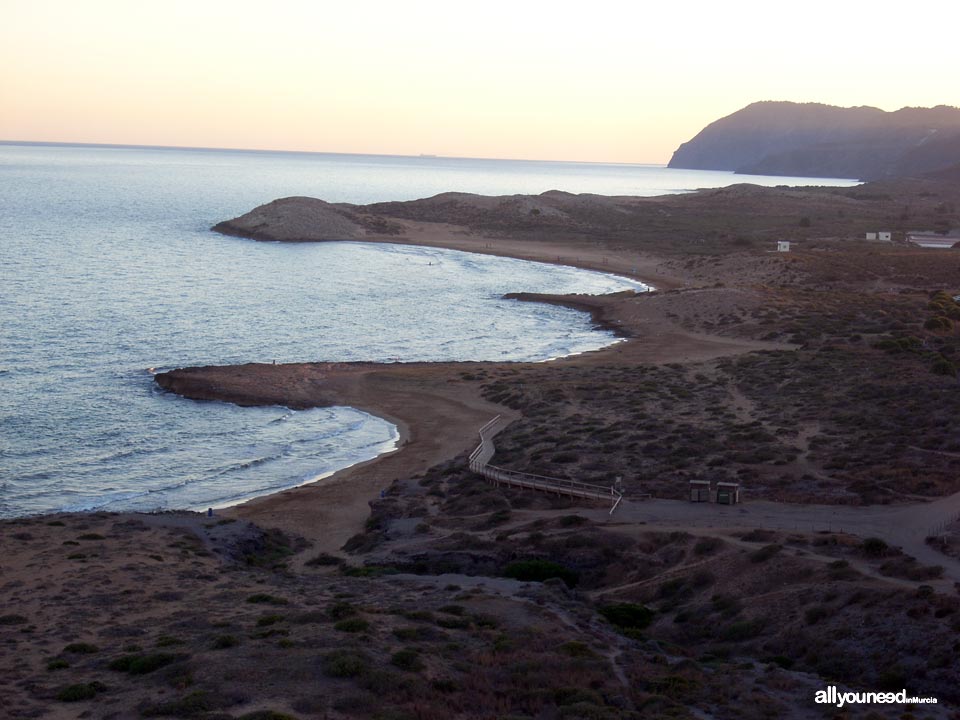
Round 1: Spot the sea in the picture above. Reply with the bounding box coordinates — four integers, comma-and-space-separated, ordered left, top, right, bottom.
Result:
0, 142, 858, 517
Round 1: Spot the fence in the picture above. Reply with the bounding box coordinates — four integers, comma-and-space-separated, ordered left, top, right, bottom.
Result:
468, 416, 624, 515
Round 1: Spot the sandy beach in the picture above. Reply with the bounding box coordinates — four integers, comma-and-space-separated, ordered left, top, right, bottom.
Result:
156, 218, 797, 554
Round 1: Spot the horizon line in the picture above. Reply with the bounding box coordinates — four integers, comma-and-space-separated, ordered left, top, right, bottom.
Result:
0, 139, 668, 168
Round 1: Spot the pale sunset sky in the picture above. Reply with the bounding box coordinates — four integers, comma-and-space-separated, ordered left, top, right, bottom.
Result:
1, 0, 956, 164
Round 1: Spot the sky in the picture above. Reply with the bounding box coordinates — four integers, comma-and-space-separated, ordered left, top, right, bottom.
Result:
1, 0, 957, 164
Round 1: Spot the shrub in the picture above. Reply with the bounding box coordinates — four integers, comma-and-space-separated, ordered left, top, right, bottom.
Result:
141, 691, 218, 717
334, 618, 370, 633
108, 652, 179, 674
720, 619, 765, 641
804, 606, 829, 625
212, 635, 240, 649
64, 642, 99, 654
932, 357, 957, 376
391, 648, 424, 671
47, 659, 70, 670
0, 614, 28, 625
321, 649, 368, 678
693, 537, 722, 555
246, 593, 288, 605
436, 616, 470, 630
749, 544, 782, 563
56, 681, 107, 702
256, 614, 285, 627
77, 533, 105, 540
861, 537, 889, 557
392, 626, 437, 642
558, 641, 596, 658
328, 601, 358, 620
503, 559, 579, 587
598, 603, 654, 630
765, 655, 794, 669
924, 316, 953, 333
305, 553, 343, 567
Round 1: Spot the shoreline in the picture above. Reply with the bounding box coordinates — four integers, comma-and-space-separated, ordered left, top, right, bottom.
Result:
153, 227, 796, 552
357, 221, 686, 290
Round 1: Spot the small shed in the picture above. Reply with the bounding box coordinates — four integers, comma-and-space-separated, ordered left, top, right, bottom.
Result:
777, 241, 790, 252
866, 232, 877, 240
715, 482, 741, 505
878, 231, 892, 242
689, 480, 711, 503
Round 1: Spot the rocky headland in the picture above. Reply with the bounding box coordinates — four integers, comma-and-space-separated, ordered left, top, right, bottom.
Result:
668, 101, 960, 180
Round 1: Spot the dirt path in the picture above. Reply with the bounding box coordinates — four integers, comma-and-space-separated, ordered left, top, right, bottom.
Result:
608, 494, 960, 583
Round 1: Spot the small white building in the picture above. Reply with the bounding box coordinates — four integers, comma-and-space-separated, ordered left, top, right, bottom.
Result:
777, 241, 790, 252
866, 232, 877, 240
879, 231, 892, 242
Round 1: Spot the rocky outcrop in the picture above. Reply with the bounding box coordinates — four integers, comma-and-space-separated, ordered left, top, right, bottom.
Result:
668, 101, 960, 180
212, 196, 366, 241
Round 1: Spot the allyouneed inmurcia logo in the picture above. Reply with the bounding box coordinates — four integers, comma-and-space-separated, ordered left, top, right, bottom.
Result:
815, 685, 938, 708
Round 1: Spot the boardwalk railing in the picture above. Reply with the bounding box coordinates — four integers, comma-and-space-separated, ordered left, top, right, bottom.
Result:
928, 510, 960, 540
469, 416, 624, 515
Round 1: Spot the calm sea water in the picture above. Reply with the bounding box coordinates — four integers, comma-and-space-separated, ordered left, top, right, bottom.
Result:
0, 143, 858, 516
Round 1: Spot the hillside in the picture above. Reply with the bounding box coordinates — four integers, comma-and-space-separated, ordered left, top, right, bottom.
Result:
668, 101, 960, 180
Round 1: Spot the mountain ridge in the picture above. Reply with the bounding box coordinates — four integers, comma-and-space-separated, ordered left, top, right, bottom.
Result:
668, 101, 960, 180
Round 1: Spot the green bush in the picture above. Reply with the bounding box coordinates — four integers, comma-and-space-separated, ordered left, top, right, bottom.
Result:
47, 659, 70, 671
321, 649, 369, 678
212, 634, 240, 649
334, 618, 370, 633
256, 614, 285, 627
861, 537, 889, 557
558, 641, 596, 658
932, 357, 957, 376
141, 691, 218, 717
598, 603, 654, 630
246, 593, 288, 605
64, 642, 99, 654
56, 681, 106, 702
328, 601, 358, 620
390, 648, 424, 671
749, 544, 782, 563
720, 619, 764, 641
108, 652, 179, 674
924, 316, 953, 333
503, 559, 579, 587
693, 537, 722, 555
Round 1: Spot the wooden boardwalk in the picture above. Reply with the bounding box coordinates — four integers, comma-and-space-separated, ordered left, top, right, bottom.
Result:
468, 416, 624, 514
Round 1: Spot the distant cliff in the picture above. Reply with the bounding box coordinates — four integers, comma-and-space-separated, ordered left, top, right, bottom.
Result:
668, 102, 960, 180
